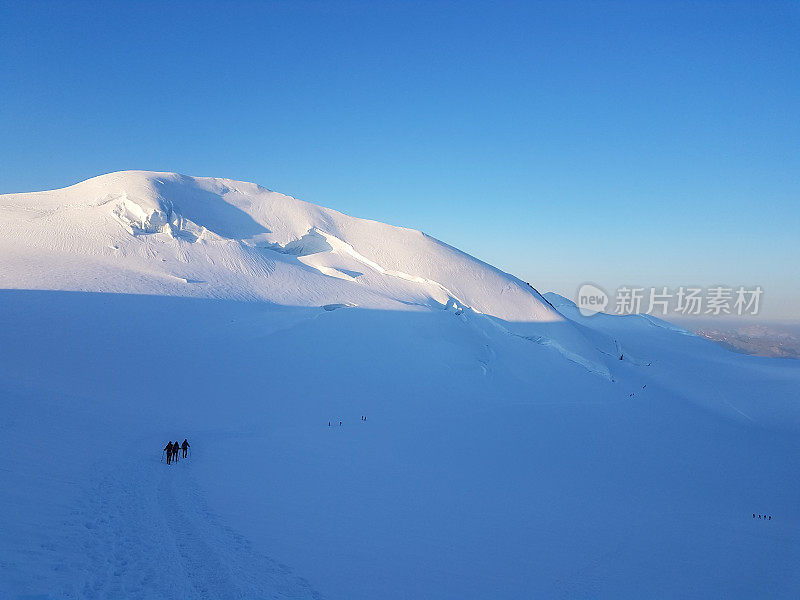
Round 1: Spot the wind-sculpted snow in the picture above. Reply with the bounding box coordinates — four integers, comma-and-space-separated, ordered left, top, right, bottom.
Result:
0, 170, 609, 375
0, 171, 555, 318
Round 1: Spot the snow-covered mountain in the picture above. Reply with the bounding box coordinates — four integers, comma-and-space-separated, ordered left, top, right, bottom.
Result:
2, 172, 799, 599
0, 170, 613, 377
0, 170, 554, 315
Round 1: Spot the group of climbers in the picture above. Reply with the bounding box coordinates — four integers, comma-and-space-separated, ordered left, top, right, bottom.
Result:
328, 416, 367, 426
163, 439, 190, 465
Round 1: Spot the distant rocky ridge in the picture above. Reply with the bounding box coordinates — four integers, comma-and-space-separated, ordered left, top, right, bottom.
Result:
692, 323, 800, 359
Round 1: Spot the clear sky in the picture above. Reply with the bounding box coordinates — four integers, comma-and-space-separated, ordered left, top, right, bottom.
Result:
1, 1, 798, 320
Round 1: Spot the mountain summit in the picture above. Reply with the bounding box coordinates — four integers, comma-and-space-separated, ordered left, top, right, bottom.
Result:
0, 170, 612, 375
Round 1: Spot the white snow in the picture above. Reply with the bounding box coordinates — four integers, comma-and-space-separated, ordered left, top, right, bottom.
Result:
1, 171, 799, 598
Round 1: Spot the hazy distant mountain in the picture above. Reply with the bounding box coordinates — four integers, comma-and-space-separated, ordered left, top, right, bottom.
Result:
692, 323, 800, 359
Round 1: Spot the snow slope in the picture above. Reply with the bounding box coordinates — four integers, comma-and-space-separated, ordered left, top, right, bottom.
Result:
1, 172, 799, 599
0, 171, 611, 377
0, 170, 557, 317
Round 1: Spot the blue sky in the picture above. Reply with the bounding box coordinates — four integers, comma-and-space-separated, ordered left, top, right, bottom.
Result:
1, 1, 798, 320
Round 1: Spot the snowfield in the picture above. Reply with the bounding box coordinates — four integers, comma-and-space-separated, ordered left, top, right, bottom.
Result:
1, 171, 798, 599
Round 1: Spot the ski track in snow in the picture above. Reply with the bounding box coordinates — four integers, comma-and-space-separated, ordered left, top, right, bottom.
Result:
63, 442, 321, 600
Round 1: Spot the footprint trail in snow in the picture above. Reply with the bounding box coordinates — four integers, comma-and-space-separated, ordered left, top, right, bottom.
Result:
66, 443, 321, 600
